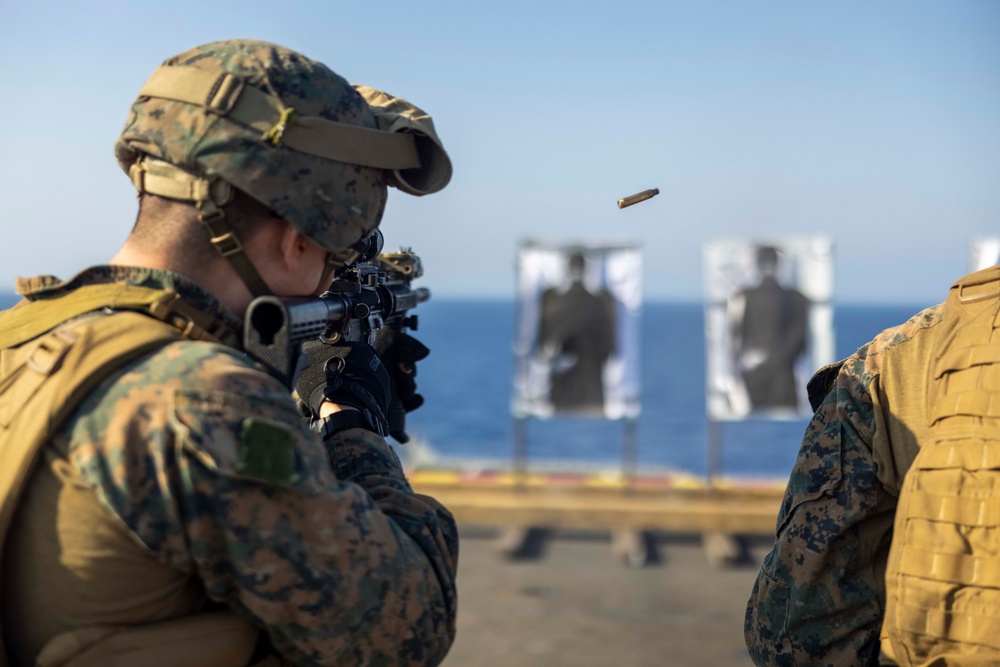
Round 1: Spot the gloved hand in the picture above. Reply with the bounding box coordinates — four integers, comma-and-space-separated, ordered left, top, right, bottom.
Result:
295, 340, 391, 436
376, 328, 430, 442
377, 328, 430, 411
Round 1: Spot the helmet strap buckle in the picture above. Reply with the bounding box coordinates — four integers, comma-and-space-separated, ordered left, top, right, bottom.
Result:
197, 200, 272, 298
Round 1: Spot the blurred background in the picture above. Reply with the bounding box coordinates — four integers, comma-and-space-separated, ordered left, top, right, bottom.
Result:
1, 1, 997, 302
2, 2, 997, 665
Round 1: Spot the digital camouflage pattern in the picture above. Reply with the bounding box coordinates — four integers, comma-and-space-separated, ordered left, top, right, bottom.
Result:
115, 40, 388, 253
745, 304, 945, 666
15, 266, 458, 666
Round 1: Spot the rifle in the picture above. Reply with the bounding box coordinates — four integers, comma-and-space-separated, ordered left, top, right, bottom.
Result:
244, 230, 429, 442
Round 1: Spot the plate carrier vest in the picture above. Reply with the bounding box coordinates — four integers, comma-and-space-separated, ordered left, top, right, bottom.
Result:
0, 284, 272, 667
884, 268, 1000, 665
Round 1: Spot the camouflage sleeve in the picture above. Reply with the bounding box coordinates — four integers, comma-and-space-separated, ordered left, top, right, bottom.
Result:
744, 349, 897, 666
66, 341, 458, 666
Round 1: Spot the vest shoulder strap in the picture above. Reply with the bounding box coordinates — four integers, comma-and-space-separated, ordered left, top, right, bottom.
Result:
0, 282, 238, 350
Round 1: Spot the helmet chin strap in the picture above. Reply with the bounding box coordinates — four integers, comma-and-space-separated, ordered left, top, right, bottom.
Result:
312, 235, 379, 295
314, 253, 338, 295
130, 157, 272, 298
196, 197, 273, 298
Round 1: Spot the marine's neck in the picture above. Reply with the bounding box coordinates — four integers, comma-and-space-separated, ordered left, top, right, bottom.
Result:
109, 243, 255, 317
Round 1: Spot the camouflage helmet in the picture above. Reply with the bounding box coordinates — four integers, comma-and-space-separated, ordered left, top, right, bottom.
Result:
115, 39, 451, 261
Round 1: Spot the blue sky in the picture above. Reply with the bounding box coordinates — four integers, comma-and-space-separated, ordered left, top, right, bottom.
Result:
1, 1, 997, 303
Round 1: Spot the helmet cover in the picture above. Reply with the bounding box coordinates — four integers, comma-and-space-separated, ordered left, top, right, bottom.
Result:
115, 39, 387, 252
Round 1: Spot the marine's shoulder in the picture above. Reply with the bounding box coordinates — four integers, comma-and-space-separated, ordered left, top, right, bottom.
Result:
119, 336, 278, 390
64, 335, 318, 490
141, 336, 258, 371
864, 303, 946, 361
806, 303, 945, 410
845, 303, 945, 391
68, 335, 292, 435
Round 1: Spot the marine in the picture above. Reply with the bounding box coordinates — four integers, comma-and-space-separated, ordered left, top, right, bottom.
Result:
0, 39, 458, 667
745, 265, 1000, 666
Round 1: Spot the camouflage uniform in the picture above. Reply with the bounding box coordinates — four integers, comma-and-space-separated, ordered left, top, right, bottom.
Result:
744, 302, 947, 666
2, 265, 458, 666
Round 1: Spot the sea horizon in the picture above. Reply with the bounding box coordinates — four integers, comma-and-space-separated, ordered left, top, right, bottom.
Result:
0, 292, 931, 480
0, 290, 935, 309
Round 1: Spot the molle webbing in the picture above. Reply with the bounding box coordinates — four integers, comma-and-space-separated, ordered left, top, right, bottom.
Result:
139, 65, 421, 169
933, 340, 1000, 379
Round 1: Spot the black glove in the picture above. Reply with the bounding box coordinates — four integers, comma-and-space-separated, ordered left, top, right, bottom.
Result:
376, 329, 430, 442
295, 340, 391, 437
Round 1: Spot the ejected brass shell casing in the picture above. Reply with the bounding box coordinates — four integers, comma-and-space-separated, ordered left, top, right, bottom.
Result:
617, 188, 660, 209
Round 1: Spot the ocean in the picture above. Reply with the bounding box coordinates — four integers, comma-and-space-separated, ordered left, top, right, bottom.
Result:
403, 298, 927, 480
0, 292, 925, 480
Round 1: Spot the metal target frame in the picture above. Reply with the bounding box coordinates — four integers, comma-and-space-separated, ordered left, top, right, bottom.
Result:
702, 236, 835, 480
512, 239, 642, 481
